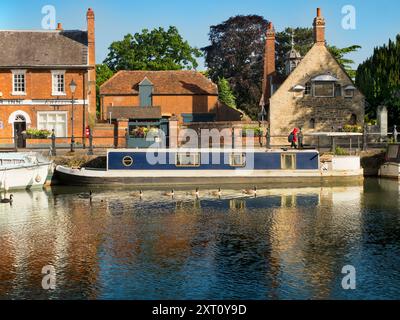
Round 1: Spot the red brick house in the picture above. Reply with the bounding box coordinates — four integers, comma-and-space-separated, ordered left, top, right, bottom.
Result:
100, 70, 242, 124
0, 8, 96, 148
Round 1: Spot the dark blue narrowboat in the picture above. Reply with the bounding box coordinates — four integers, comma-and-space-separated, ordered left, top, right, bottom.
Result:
55, 148, 328, 186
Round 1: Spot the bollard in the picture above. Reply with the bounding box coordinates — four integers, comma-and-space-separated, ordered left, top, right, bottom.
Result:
298, 128, 304, 149
125, 128, 129, 149
14, 129, 18, 151
362, 124, 368, 151
266, 128, 271, 149
51, 129, 56, 156
88, 127, 94, 156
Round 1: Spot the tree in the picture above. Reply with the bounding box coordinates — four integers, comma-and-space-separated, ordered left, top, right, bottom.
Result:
356, 35, 400, 125
104, 26, 202, 71
275, 27, 314, 76
202, 15, 269, 119
328, 45, 361, 79
96, 64, 114, 115
203, 17, 361, 119
277, 27, 361, 78
218, 77, 237, 109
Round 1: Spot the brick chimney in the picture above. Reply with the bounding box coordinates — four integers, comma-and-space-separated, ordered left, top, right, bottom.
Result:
86, 8, 96, 115
56, 23, 63, 31
313, 8, 326, 45
87, 8, 95, 66
263, 22, 276, 102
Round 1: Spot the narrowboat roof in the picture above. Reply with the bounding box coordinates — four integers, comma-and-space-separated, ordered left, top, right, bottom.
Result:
107, 148, 319, 154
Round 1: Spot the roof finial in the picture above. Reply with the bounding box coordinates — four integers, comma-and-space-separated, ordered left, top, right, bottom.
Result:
291, 30, 295, 49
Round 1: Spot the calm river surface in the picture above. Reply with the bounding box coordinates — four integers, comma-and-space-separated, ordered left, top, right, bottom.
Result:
0, 179, 400, 300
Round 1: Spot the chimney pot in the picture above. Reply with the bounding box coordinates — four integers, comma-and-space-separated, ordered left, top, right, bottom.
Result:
56, 23, 63, 31
317, 8, 321, 17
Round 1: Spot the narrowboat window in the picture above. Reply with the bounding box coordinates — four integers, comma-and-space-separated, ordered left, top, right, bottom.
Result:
122, 156, 134, 167
281, 154, 296, 170
176, 153, 200, 167
230, 153, 246, 167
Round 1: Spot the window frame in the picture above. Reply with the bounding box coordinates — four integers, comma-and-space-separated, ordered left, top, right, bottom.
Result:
344, 89, 354, 98
37, 111, 68, 138
281, 154, 297, 170
51, 70, 66, 96
313, 81, 335, 98
229, 153, 246, 167
175, 152, 201, 167
12, 70, 27, 95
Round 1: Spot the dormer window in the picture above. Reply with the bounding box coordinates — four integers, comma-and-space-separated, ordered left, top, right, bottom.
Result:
313, 81, 335, 97
344, 85, 356, 98
311, 74, 338, 98
139, 77, 153, 107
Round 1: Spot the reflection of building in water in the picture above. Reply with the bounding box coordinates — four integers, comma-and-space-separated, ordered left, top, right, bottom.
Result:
0, 191, 110, 299
265, 185, 363, 299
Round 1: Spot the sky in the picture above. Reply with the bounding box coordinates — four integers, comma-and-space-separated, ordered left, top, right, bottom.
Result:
0, 0, 399, 70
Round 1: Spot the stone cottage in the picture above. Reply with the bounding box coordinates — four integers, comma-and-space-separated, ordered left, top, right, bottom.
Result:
262, 8, 365, 145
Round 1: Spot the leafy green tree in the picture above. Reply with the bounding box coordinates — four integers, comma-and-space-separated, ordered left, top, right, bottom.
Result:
328, 45, 361, 79
275, 27, 314, 76
277, 27, 361, 78
104, 26, 202, 71
356, 35, 400, 125
96, 64, 114, 115
218, 77, 237, 109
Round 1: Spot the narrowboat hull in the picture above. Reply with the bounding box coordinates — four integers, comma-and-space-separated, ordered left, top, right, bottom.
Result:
55, 165, 363, 186
54, 149, 363, 186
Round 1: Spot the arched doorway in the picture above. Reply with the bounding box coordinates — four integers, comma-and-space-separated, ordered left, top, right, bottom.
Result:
14, 114, 27, 148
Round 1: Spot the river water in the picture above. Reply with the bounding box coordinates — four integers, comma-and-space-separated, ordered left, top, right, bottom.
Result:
0, 179, 399, 300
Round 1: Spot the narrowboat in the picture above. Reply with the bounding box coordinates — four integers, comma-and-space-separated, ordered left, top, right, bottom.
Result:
379, 144, 400, 180
0, 153, 52, 191
55, 148, 363, 186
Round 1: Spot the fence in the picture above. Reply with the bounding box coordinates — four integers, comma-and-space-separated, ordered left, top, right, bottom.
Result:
0, 127, 398, 156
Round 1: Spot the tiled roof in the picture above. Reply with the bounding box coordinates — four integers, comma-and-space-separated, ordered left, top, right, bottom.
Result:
107, 106, 162, 120
0, 30, 88, 67
100, 70, 218, 95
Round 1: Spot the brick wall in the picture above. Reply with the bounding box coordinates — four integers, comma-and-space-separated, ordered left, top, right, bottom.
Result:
101, 94, 219, 122
0, 69, 95, 142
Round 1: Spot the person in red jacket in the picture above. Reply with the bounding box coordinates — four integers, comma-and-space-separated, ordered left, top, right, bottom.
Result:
288, 128, 299, 149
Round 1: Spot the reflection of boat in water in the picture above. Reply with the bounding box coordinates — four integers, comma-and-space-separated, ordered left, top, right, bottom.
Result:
55, 148, 363, 186
379, 144, 400, 180
0, 153, 52, 191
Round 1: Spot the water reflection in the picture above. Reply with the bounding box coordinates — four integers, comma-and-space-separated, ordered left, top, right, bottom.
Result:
0, 180, 399, 300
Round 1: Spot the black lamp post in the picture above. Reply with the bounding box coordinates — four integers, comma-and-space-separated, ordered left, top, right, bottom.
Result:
69, 79, 77, 152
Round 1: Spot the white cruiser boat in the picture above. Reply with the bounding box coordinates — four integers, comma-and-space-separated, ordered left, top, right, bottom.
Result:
0, 153, 52, 191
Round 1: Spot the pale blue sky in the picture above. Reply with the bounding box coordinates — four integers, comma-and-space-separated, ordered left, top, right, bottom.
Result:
0, 0, 399, 69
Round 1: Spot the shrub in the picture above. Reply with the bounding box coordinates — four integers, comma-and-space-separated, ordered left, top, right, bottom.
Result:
334, 146, 349, 156
242, 127, 263, 137
343, 125, 362, 133
26, 128, 51, 139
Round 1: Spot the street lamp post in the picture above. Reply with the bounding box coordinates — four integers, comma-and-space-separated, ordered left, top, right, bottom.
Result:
69, 80, 77, 152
